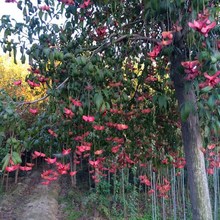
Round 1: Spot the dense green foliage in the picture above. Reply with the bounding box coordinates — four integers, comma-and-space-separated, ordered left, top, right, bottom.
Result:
0, 0, 219, 219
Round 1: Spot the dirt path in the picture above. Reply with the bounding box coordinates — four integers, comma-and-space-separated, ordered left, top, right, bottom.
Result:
0, 168, 63, 220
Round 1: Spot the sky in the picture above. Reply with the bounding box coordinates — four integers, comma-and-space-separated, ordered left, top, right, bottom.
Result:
0, 1, 23, 22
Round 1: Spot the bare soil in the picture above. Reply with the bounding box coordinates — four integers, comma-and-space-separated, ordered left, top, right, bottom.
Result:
0, 168, 63, 220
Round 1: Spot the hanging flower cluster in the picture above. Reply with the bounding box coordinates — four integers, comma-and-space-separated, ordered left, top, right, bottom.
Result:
188, 9, 216, 37
181, 60, 200, 80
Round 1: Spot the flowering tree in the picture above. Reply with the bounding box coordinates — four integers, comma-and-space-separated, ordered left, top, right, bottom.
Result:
0, 0, 220, 219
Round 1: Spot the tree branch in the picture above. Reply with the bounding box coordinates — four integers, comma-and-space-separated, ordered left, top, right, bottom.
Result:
17, 77, 69, 107
91, 34, 160, 56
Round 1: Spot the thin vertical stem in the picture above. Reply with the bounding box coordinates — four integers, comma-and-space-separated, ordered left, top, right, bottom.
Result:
121, 168, 127, 219
172, 167, 177, 220
153, 171, 157, 220
181, 169, 186, 220
213, 167, 218, 220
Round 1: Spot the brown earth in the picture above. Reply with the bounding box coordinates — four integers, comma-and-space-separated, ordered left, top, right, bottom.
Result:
0, 167, 106, 220
0, 168, 64, 220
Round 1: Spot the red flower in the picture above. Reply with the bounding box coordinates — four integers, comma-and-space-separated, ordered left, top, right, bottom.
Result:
89, 160, 100, 168
45, 157, 57, 164
95, 150, 103, 155
33, 151, 46, 157
56, 162, 70, 174
48, 129, 58, 137
160, 31, 173, 46
189, 20, 216, 37
82, 115, 95, 122
93, 125, 105, 131
115, 123, 128, 130
207, 168, 214, 175
13, 80, 22, 86
76, 145, 91, 152
19, 166, 32, 171
70, 171, 77, 176
181, 60, 200, 80
141, 108, 151, 114
139, 175, 151, 186
29, 108, 38, 115
207, 144, 216, 150
39, 5, 50, 11
58, 0, 75, 5
188, 10, 216, 37
26, 163, 35, 167
70, 98, 82, 107
5, 165, 19, 172
27, 80, 40, 87
199, 71, 220, 88
96, 26, 107, 38
64, 108, 74, 119
62, 148, 71, 155
147, 45, 162, 59
79, 0, 90, 8
148, 189, 155, 195
111, 145, 121, 153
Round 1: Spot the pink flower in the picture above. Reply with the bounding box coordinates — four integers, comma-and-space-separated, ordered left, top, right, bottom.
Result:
160, 31, 173, 46
115, 124, 128, 130
204, 71, 220, 86
141, 108, 151, 114
58, 0, 75, 5
33, 151, 46, 157
95, 150, 103, 155
181, 60, 200, 80
139, 175, 151, 186
188, 10, 216, 37
79, 0, 90, 8
96, 26, 107, 38
45, 157, 57, 164
29, 108, 38, 115
64, 108, 74, 118
62, 148, 71, 155
5, 165, 19, 172
93, 125, 105, 131
207, 144, 216, 150
111, 145, 121, 153
207, 168, 214, 175
70, 171, 77, 176
13, 80, 22, 86
19, 166, 32, 171
70, 98, 82, 107
27, 80, 40, 88
148, 189, 155, 195
82, 115, 95, 122
48, 129, 58, 137
39, 5, 50, 11
147, 45, 162, 59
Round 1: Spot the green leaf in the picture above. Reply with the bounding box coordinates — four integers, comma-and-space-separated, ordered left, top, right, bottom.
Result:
158, 95, 167, 110
204, 125, 210, 138
1, 153, 10, 170
180, 102, 193, 122
0, 132, 5, 147
94, 93, 104, 110
201, 86, 212, 93
12, 152, 22, 164
207, 95, 216, 109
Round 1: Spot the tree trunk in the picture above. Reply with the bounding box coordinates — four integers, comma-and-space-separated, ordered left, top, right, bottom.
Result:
171, 50, 213, 219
